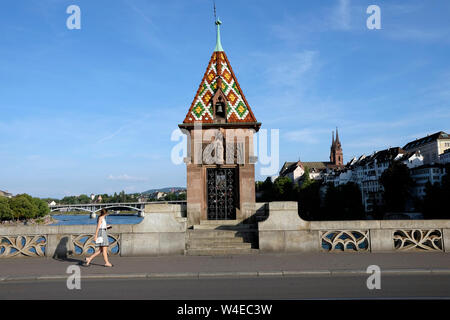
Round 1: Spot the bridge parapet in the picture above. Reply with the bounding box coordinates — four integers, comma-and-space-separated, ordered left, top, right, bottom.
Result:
0, 203, 187, 258
258, 201, 450, 253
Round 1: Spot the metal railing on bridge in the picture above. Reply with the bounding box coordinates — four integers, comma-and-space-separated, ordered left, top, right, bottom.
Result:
49, 200, 187, 215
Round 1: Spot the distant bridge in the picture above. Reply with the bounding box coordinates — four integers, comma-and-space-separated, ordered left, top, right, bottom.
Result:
49, 201, 186, 217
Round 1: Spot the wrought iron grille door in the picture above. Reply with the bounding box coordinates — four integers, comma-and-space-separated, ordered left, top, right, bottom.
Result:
207, 168, 237, 220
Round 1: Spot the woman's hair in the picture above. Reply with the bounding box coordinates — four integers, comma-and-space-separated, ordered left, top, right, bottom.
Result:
99, 208, 108, 216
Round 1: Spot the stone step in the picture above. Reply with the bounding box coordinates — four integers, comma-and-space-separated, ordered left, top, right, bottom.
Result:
187, 230, 257, 240
199, 220, 244, 225
193, 224, 256, 230
188, 237, 246, 245
186, 242, 253, 249
185, 248, 259, 256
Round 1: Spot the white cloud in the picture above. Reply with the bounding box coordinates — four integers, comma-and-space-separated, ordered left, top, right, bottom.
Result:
332, 0, 351, 31
269, 0, 355, 44
265, 51, 318, 87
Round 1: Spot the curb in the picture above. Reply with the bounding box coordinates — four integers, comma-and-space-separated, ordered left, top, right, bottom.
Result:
1, 268, 449, 282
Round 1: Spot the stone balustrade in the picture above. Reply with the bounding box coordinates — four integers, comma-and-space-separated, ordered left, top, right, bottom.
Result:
258, 202, 450, 253
1, 201, 449, 257
0, 203, 187, 258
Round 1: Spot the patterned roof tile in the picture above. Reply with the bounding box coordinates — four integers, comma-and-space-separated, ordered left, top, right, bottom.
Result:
183, 51, 257, 124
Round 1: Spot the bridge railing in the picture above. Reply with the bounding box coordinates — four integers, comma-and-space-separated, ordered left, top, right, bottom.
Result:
1, 202, 187, 258
258, 202, 450, 253
49, 200, 187, 208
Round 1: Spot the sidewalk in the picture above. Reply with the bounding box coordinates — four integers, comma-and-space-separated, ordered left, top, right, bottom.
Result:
0, 252, 449, 281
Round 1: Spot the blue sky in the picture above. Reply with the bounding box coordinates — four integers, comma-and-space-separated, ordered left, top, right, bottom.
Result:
1, 0, 449, 198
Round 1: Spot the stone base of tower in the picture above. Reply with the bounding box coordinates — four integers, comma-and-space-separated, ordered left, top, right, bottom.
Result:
186, 163, 256, 228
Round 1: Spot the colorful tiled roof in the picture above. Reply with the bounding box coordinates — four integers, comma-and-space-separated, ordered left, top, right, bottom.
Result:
183, 22, 257, 124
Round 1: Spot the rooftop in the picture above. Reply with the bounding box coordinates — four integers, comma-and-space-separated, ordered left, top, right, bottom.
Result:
350, 147, 406, 167
182, 19, 257, 125
403, 131, 450, 150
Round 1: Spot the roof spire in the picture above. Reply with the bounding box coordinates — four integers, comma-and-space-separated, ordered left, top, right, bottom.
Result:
331, 130, 335, 147
213, 2, 223, 52
214, 19, 224, 52
335, 127, 340, 143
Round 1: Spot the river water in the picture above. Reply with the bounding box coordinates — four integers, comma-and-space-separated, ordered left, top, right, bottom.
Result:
50, 214, 144, 226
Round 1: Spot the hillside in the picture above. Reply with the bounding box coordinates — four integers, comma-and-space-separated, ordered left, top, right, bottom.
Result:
141, 187, 186, 195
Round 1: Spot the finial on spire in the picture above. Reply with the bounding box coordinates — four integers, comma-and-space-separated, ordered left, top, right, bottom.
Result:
213, 1, 224, 52
214, 18, 224, 52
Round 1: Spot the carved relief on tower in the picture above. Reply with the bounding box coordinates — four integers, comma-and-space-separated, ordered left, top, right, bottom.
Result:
186, 128, 256, 166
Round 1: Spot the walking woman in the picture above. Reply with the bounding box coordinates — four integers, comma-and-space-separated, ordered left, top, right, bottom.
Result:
84, 208, 113, 267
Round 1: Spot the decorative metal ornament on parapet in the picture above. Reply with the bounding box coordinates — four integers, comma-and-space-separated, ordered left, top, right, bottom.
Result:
394, 229, 443, 251
0, 235, 46, 257
72, 234, 120, 256
321, 230, 370, 252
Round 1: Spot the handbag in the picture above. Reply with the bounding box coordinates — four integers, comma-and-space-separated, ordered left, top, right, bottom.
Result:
95, 236, 103, 244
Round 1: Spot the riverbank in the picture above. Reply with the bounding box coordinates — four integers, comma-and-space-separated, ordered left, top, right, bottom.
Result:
0, 214, 57, 226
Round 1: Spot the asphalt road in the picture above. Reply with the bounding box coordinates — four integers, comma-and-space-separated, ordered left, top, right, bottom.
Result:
1, 274, 449, 299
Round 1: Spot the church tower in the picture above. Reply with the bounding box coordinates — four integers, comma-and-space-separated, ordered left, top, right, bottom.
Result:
330, 128, 343, 167
179, 18, 261, 227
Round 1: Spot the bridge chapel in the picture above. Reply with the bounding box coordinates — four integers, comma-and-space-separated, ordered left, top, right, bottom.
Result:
179, 19, 261, 228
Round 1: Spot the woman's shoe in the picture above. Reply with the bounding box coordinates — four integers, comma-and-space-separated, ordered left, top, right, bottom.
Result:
104, 264, 113, 267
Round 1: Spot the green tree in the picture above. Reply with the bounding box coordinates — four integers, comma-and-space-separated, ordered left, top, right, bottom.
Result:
61, 196, 77, 205
273, 176, 296, 201
9, 194, 38, 220
164, 193, 177, 201
323, 183, 339, 220
318, 182, 365, 221
422, 164, 450, 219
0, 197, 13, 220
422, 182, 442, 218
256, 177, 275, 202
380, 161, 414, 212
297, 180, 321, 220
32, 198, 50, 217
78, 194, 91, 204
339, 182, 365, 220
300, 167, 313, 189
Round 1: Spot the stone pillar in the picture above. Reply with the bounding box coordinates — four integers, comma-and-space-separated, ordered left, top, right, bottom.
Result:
47, 234, 74, 259
238, 164, 256, 222
186, 163, 204, 226
370, 229, 395, 252
443, 229, 450, 252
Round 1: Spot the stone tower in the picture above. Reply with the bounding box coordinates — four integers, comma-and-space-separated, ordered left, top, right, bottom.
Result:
330, 127, 343, 166
178, 19, 261, 227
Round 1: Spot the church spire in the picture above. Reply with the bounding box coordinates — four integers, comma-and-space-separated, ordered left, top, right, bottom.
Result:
331, 130, 335, 147
335, 127, 341, 148
330, 127, 343, 167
